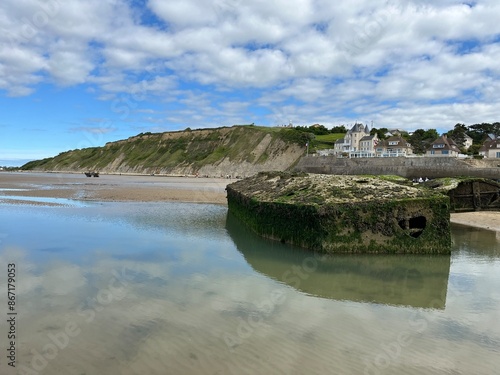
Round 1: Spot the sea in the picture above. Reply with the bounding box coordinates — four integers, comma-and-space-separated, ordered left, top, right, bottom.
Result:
0, 198, 499, 374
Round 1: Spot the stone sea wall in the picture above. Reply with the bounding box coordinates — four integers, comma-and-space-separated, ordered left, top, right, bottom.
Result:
295, 156, 500, 179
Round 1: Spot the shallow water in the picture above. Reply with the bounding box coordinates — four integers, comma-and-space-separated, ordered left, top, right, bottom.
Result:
0, 202, 499, 374
0, 194, 91, 207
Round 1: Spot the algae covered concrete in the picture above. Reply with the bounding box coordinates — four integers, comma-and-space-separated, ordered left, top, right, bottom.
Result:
424, 177, 500, 212
226, 211, 451, 307
226, 172, 451, 254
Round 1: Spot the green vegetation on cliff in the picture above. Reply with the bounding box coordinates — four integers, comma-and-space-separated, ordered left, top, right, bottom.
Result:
21, 125, 308, 174
311, 133, 345, 150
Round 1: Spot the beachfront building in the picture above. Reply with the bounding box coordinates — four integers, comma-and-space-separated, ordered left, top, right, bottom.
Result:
376, 136, 414, 157
426, 135, 462, 157
479, 134, 500, 158
334, 123, 368, 154
332, 124, 417, 158
356, 134, 379, 157
334, 123, 379, 157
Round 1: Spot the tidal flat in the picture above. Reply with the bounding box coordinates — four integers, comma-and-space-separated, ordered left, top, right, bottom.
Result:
0, 173, 499, 374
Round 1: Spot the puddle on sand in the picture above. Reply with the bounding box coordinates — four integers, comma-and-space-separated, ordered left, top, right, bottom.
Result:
0, 194, 89, 207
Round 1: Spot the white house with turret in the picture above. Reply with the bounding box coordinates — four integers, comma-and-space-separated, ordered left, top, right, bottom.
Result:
334, 123, 379, 157
331, 123, 416, 158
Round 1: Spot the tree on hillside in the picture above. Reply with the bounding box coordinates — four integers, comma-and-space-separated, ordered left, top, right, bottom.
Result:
467, 122, 500, 144
399, 130, 410, 139
311, 124, 330, 135
294, 124, 329, 135
408, 128, 439, 154
468, 143, 481, 155
447, 123, 468, 149
370, 127, 389, 140
330, 125, 347, 134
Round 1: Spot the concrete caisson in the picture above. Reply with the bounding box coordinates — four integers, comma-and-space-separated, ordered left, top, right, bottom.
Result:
226, 172, 451, 254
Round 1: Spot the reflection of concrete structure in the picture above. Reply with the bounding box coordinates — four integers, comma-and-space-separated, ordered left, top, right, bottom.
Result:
226, 212, 451, 309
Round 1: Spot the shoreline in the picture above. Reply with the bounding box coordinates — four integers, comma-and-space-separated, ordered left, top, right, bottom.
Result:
2, 172, 500, 232
450, 211, 500, 232
0, 172, 234, 205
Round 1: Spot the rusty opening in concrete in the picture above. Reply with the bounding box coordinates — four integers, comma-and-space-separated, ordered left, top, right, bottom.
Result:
426, 178, 500, 212
449, 181, 500, 211
399, 216, 426, 238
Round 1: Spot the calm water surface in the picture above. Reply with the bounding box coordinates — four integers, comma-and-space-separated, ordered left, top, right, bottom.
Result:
0, 201, 499, 374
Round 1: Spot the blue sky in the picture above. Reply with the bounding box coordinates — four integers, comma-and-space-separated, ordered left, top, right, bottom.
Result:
1, 0, 500, 166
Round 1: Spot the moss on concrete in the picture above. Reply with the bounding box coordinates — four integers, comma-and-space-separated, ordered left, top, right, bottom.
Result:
226, 172, 451, 254
424, 177, 500, 212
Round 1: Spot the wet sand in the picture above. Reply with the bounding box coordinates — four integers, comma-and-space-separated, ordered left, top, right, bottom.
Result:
0, 172, 235, 205
2, 172, 500, 231
450, 211, 500, 232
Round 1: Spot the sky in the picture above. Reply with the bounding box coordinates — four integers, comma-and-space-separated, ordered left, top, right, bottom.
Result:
1, 0, 500, 166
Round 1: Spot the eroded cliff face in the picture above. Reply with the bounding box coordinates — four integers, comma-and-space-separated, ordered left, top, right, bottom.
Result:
226, 172, 451, 254
22, 126, 305, 176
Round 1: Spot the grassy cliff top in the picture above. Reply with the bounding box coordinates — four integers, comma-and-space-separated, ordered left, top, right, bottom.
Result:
227, 172, 441, 205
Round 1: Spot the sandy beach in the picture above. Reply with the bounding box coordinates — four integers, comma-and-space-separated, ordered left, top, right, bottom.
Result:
450, 211, 500, 232
0, 172, 234, 205
1, 171, 500, 232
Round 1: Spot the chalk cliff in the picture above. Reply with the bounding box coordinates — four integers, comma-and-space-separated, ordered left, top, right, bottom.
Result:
22, 126, 306, 177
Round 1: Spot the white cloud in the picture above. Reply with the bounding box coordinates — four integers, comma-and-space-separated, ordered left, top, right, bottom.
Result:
1, 0, 500, 130
70, 126, 117, 134
147, 0, 218, 28
48, 47, 94, 85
